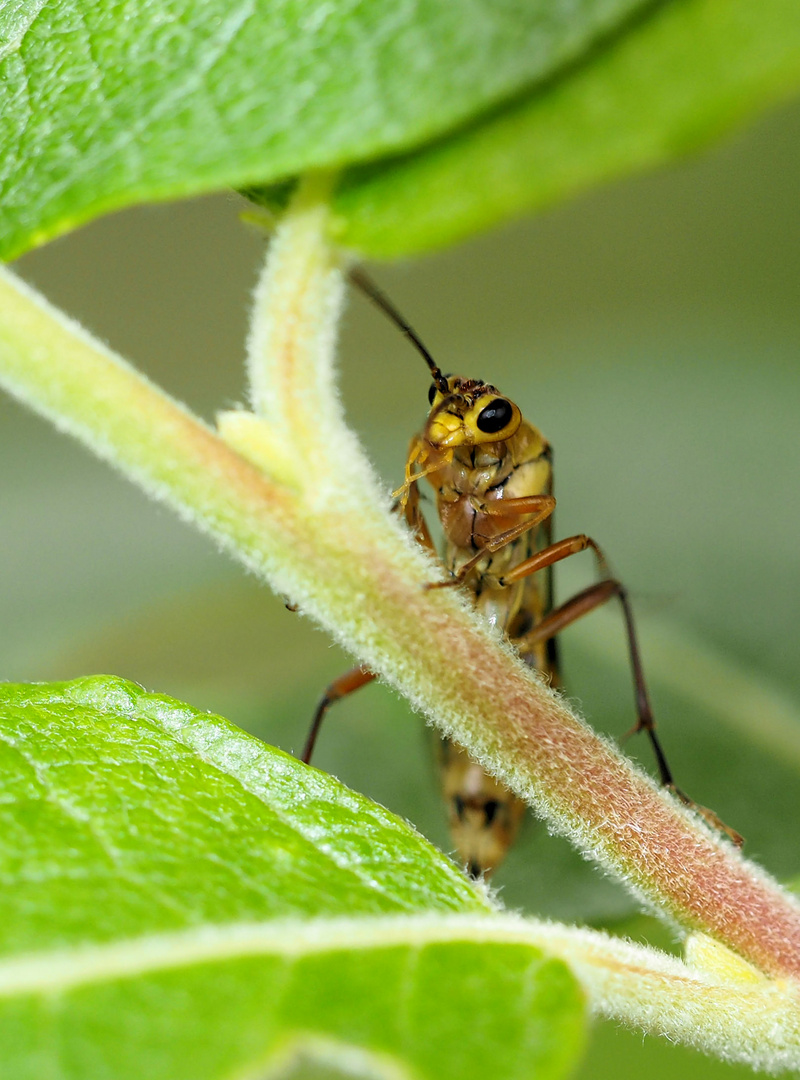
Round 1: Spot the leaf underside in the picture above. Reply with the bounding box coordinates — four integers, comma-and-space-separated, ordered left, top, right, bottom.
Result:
2, 0, 799, 260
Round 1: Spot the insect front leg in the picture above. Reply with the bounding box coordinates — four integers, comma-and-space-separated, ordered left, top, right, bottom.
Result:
425, 494, 556, 589
400, 467, 436, 553
392, 438, 452, 510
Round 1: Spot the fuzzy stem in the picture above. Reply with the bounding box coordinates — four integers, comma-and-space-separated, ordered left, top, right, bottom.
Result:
2, 187, 800, 988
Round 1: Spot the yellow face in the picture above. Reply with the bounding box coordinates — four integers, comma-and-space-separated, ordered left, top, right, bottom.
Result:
426, 376, 522, 448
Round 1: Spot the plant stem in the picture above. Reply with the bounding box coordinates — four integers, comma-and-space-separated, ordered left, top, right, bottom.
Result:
2, 186, 800, 983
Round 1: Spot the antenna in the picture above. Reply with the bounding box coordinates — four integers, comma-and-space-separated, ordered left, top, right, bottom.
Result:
348, 266, 449, 395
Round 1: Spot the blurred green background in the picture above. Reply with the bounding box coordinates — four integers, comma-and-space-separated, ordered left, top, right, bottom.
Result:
4, 96, 800, 1079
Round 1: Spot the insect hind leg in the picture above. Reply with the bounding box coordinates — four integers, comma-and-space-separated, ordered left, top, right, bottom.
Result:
513, 577, 743, 845
303, 665, 376, 764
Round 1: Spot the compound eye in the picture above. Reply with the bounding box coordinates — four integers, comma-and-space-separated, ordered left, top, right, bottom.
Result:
476, 398, 513, 434
428, 383, 438, 405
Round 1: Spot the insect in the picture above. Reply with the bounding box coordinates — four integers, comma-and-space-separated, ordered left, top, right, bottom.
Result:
302, 270, 739, 877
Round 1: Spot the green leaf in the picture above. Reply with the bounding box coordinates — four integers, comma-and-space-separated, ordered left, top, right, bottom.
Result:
0, 0, 647, 260
329, 0, 800, 256
0, 677, 585, 1080
5, 1, 800, 263
0, 676, 485, 950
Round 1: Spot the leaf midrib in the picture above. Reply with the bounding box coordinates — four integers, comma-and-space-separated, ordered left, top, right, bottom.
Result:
0, 911, 699, 999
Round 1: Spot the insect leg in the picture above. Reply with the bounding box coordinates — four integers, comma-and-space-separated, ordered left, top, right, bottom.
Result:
496, 533, 607, 585
514, 577, 669, 780
393, 438, 452, 508
494, 537, 661, 760
425, 495, 556, 588
499, 532, 668, 780
303, 455, 435, 767
509, 568, 743, 845
400, 468, 436, 552
303, 666, 376, 764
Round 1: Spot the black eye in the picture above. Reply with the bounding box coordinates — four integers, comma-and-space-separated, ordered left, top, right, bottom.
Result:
428, 383, 438, 405
476, 398, 513, 434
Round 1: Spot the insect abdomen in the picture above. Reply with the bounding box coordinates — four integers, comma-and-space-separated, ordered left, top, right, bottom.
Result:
436, 433, 556, 878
